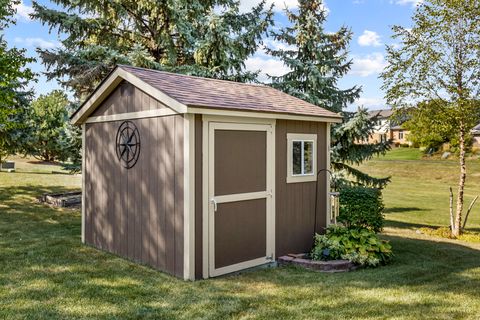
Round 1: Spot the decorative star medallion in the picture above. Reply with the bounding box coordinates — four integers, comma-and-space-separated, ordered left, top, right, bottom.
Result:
115, 121, 141, 169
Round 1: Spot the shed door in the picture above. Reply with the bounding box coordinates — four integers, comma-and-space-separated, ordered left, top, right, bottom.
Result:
207, 121, 275, 277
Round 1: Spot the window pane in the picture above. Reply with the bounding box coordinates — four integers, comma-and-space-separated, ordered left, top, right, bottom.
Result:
292, 141, 302, 175
303, 141, 313, 174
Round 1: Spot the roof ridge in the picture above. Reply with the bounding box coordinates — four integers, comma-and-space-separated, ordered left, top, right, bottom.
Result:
117, 64, 272, 89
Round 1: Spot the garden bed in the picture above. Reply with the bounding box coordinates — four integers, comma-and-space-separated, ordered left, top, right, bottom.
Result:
39, 191, 81, 208
278, 253, 356, 273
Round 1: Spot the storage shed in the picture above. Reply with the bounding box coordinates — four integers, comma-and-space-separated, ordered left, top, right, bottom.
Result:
72, 65, 342, 280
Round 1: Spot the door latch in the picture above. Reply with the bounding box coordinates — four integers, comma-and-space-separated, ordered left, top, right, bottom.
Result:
210, 198, 218, 212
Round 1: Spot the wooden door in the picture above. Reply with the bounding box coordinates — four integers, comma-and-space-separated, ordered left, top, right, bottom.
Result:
207, 121, 275, 277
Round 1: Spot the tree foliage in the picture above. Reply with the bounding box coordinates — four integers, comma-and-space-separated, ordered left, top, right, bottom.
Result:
402, 100, 480, 150
267, 0, 389, 187
381, 0, 480, 235
32, 0, 273, 98
24, 90, 79, 163
267, 0, 360, 113
0, 0, 35, 164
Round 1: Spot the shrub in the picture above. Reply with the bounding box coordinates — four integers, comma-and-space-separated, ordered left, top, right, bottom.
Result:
337, 186, 385, 232
310, 226, 393, 267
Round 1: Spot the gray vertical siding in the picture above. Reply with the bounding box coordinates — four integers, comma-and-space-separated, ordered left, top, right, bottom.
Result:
84, 86, 184, 278
91, 81, 168, 117
275, 120, 328, 257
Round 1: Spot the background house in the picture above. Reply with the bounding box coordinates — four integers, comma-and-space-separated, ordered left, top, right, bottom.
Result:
473, 123, 480, 147
367, 109, 410, 146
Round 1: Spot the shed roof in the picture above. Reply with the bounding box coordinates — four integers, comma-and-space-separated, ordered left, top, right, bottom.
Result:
72, 65, 342, 124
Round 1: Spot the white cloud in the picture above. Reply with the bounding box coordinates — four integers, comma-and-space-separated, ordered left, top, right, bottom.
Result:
245, 56, 289, 82
15, 37, 59, 49
358, 30, 382, 47
350, 52, 387, 77
392, 0, 423, 7
354, 97, 386, 109
13, 1, 34, 21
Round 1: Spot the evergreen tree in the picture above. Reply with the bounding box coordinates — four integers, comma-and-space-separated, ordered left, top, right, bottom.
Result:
267, 0, 390, 187
0, 0, 35, 165
32, 0, 273, 99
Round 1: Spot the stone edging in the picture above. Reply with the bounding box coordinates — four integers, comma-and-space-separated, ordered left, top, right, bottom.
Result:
278, 254, 356, 273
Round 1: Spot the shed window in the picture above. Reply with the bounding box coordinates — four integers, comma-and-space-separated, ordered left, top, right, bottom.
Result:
287, 133, 317, 183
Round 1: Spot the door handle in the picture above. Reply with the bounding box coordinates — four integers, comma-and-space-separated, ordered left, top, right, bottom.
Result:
211, 198, 218, 212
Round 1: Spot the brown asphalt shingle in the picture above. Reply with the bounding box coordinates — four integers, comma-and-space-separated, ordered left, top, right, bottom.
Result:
119, 65, 341, 119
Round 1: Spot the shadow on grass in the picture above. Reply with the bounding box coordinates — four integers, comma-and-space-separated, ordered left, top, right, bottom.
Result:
0, 185, 79, 202
384, 207, 427, 214
2, 186, 480, 319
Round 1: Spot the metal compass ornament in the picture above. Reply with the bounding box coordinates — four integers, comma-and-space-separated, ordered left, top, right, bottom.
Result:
115, 121, 141, 169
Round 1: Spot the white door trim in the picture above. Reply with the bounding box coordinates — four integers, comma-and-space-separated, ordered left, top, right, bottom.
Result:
202, 116, 276, 278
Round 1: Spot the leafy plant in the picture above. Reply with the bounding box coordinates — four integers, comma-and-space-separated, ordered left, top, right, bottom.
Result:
311, 226, 393, 267
337, 186, 385, 232
24, 90, 80, 163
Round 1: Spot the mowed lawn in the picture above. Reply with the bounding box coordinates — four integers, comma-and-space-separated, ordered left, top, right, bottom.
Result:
1, 155, 480, 319
359, 150, 480, 231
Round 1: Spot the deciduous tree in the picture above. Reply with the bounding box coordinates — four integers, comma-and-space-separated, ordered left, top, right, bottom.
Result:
381, 0, 480, 236
0, 0, 35, 165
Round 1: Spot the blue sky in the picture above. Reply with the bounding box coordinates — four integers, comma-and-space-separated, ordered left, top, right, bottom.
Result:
7, 0, 421, 110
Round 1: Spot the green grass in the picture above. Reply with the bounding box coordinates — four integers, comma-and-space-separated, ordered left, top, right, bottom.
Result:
359, 150, 480, 232
1, 154, 480, 319
377, 147, 423, 160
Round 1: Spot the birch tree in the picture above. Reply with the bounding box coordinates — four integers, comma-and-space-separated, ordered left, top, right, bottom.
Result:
381, 0, 480, 236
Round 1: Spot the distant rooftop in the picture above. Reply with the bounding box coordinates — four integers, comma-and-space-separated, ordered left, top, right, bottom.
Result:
367, 109, 394, 119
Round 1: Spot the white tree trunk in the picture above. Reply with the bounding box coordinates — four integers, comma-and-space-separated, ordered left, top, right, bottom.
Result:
453, 122, 467, 236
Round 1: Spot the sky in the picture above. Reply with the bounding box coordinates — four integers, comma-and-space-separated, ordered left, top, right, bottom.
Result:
6, 0, 422, 111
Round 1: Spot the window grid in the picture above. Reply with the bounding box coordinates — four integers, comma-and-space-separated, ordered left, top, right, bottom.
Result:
292, 139, 314, 177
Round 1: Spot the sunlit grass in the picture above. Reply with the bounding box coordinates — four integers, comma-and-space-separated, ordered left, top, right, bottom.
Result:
1, 155, 480, 319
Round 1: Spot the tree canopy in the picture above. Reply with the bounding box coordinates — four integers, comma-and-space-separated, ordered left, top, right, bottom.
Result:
267, 0, 390, 187
381, 0, 480, 235
0, 0, 35, 164
24, 90, 79, 163
32, 0, 273, 99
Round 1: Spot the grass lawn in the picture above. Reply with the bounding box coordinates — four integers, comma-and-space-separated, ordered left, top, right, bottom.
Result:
1, 154, 480, 319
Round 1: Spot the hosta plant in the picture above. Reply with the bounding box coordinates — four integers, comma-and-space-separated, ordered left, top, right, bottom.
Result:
311, 226, 393, 267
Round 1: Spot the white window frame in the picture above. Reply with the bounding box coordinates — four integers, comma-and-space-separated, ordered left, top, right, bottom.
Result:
287, 133, 317, 183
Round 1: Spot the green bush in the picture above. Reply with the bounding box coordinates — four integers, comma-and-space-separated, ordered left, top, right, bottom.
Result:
338, 186, 385, 232
310, 226, 393, 267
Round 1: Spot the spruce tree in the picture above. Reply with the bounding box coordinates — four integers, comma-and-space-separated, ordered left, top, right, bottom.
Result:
267, 0, 390, 187
32, 0, 273, 99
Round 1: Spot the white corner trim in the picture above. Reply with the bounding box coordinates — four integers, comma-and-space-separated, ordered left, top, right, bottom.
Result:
71, 67, 188, 125
118, 69, 187, 114
286, 133, 318, 184
326, 123, 332, 226
183, 114, 195, 280
202, 115, 209, 279
85, 108, 178, 123
188, 107, 342, 123
81, 123, 86, 243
